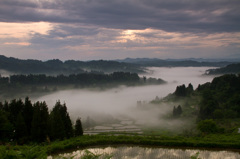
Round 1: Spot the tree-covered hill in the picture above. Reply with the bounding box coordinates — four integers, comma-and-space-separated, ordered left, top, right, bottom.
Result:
162, 74, 240, 121
0, 55, 236, 75
197, 74, 240, 121
0, 55, 143, 74
207, 63, 240, 75
117, 58, 233, 67
160, 74, 240, 134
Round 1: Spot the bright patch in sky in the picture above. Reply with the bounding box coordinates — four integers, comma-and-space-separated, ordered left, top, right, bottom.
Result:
3, 42, 31, 46
0, 22, 53, 39
0, 0, 239, 60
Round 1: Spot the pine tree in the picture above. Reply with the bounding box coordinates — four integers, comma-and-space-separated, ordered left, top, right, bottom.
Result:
187, 83, 194, 95
174, 84, 187, 96
22, 97, 33, 136
177, 105, 182, 116
15, 113, 27, 141
31, 102, 41, 141
31, 102, 49, 142
49, 101, 73, 140
49, 105, 65, 140
0, 110, 13, 141
75, 118, 83, 136
40, 102, 49, 141
172, 105, 182, 118
62, 103, 73, 138
8, 99, 24, 125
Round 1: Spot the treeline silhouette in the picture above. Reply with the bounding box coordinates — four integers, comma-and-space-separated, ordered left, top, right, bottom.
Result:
174, 83, 194, 97
0, 97, 83, 144
1, 72, 140, 86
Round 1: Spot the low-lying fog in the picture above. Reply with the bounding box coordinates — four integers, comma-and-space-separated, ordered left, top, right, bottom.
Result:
0, 69, 15, 77
35, 67, 216, 129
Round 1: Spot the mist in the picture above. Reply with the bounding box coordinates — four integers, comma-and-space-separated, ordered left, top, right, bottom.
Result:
35, 67, 216, 132
0, 69, 15, 77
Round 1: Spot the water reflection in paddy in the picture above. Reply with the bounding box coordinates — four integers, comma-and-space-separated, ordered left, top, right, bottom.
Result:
54, 146, 240, 159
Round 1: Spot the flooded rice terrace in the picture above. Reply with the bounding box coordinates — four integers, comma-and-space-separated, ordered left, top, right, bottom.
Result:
51, 146, 240, 159
84, 119, 142, 135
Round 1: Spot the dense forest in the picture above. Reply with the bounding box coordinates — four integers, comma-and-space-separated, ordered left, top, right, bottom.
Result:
0, 97, 83, 144
197, 74, 240, 120
168, 74, 240, 134
207, 63, 240, 75
8, 72, 141, 85
0, 72, 166, 98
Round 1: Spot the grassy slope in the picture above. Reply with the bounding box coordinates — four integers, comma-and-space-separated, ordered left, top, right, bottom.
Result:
1, 134, 240, 158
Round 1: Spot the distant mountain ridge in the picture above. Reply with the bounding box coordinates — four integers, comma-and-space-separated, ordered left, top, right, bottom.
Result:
0, 55, 143, 74
0, 55, 237, 75
116, 58, 234, 67
207, 63, 240, 75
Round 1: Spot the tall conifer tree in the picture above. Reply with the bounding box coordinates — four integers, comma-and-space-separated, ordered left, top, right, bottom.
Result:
75, 118, 83, 136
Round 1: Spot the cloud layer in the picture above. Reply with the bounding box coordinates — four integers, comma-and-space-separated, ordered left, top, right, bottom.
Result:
0, 0, 240, 60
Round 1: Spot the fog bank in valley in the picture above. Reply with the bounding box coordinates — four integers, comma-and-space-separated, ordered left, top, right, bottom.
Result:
35, 67, 216, 128
0, 69, 14, 77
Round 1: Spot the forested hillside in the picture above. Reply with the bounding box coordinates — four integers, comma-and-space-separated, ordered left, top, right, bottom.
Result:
117, 58, 233, 67
207, 63, 240, 75
166, 74, 240, 134
0, 55, 143, 74
197, 74, 240, 120
0, 55, 235, 75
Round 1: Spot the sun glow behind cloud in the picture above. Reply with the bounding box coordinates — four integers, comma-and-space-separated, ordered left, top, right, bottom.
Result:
1, 21, 238, 60
118, 29, 154, 42
0, 23, 240, 60
0, 0, 239, 60
44, 25, 240, 60
0, 22, 53, 39
115, 28, 240, 49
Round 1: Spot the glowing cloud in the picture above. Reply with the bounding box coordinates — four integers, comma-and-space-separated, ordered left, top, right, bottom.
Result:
0, 22, 54, 39
3, 42, 31, 46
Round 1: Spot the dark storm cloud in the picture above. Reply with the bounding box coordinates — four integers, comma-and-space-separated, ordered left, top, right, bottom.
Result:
0, 0, 240, 33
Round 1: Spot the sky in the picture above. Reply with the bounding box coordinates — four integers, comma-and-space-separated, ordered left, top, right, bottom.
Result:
0, 0, 240, 61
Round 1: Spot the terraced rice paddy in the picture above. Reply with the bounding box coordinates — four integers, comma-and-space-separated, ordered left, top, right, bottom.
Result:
84, 119, 143, 135
54, 146, 240, 159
